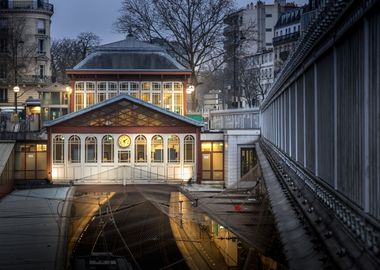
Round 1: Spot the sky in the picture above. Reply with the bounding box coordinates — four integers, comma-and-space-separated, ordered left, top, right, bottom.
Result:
49, 0, 307, 45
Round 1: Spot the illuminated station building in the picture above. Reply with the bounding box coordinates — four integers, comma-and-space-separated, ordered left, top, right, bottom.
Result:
44, 37, 229, 184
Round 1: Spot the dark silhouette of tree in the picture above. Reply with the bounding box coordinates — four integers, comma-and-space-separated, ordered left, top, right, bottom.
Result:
51, 32, 100, 83
115, 0, 234, 88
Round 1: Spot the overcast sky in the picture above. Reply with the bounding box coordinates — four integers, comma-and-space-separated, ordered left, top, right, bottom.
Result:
50, 0, 307, 44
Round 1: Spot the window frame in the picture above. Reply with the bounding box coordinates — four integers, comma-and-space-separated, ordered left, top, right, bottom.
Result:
68, 135, 81, 163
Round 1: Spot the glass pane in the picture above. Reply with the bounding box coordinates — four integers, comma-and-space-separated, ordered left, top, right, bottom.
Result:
213, 153, 223, 171
37, 152, 47, 170
118, 150, 131, 163
51, 92, 60, 104
86, 92, 95, 107
152, 93, 161, 106
213, 171, 223, 180
202, 171, 211, 180
213, 142, 223, 152
168, 136, 180, 163
184, 143, 194, 162
163, 93, 172, 111
141, 93, 150, 102
86, 144, 97, 163
15, 152, 25, 170
26, 153, 35, 170
202, 153, 211, 170
201, 142, 212, 152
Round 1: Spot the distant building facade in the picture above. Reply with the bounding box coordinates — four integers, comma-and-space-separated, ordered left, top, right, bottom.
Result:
223, 0, 296, 108
273, 8, 302, 74
0, 0, 53, 108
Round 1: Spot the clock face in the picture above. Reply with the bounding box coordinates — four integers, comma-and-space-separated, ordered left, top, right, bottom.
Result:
118, 135, 131, 148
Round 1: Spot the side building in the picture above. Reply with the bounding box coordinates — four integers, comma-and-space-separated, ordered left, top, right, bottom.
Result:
223, 0, 295, 108
273, 7, 302, 74
0, 0, 53, 109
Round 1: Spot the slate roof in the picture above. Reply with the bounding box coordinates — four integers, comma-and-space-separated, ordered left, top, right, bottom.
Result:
71, 36, 190, 72
44, 94, 203, 128
275, 8, 303, 28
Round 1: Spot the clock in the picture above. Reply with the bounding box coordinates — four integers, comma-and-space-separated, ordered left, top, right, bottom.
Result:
118, 135, 131, 148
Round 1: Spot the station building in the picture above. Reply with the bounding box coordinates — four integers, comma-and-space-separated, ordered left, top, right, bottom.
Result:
42, 36, 259, 187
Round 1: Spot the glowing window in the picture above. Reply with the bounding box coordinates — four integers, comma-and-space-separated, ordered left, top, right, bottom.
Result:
102, 135, 114, 163
135, 135, 147, 163
85, 136, 97, 163
184, 135, 195, 163
53, 135, 64, 164
151, 135, 163, 163
168, 135, 180, 163
68, 135, 81, 163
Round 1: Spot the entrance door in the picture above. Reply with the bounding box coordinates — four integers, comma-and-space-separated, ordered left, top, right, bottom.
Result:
201, 142, 224, 181
240, 148, 257, 177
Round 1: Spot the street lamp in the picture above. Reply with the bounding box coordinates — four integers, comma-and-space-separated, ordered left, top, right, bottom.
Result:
13, 85, 20, 118
232, 34, 246, 108
65, 86, 72, 113
13, 39, 24, 115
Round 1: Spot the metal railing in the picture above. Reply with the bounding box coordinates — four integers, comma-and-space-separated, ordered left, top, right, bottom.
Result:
272, 32, 300, 46
0, 1, 54, 13
260, 138, 380, 262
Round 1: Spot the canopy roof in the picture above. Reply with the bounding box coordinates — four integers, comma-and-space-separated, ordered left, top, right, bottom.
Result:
44, 94, 203, 128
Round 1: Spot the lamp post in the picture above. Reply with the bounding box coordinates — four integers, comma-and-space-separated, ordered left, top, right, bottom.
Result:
65, 86, 72, 114
186, 84, 195, 112
13, 86, 20, 117
232, 34, 246, 108
13, 39, 24, 116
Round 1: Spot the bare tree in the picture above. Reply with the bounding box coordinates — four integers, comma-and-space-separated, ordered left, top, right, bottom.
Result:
51, 32, 100, 83
77, 32, 101, 60
238, 57, 271, 107
115, 0, 234, 87
0, 16, 36, 85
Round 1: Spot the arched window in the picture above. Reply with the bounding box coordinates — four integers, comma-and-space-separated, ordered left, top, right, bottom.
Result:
68, 135, 81, 163
53, 135, 64, 164
151, 135, 163, 163
135, 135, 147, 163
85, 136, 97, 163
168, 135, 180, 163
102, 135, 114, 162
184, 135, 195, 163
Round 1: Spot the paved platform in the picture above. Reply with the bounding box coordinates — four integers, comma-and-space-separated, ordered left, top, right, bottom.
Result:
0, 187, 70, 270
180, 182, 287, 267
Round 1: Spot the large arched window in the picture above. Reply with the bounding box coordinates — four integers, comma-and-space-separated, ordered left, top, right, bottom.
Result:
135, 135, 147, 163
53, 135, 64, 164
85, 136, 97, 163
102, 135, 114, 162
151, 135, 163, 163
184, 135, 195, 163
168, 135, 180, 163
68, 135, 81, 163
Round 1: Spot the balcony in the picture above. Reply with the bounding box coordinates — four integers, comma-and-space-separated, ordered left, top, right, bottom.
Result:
273, 32, 300, 46
0, 1, 54, 14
